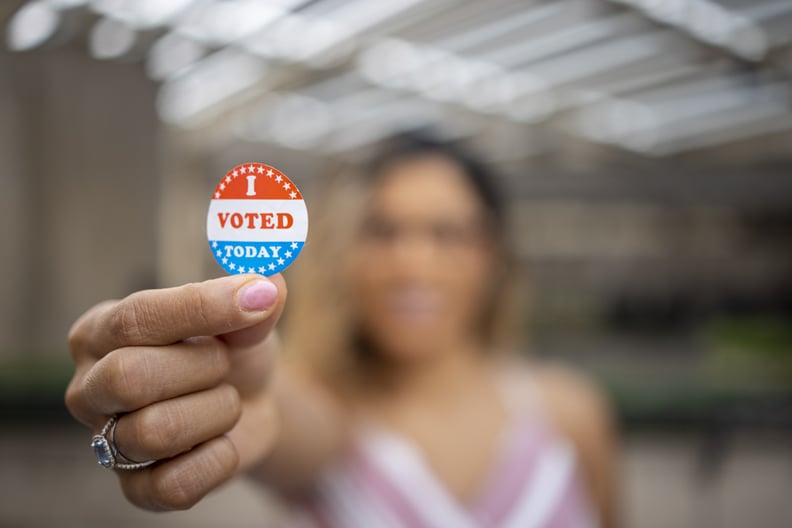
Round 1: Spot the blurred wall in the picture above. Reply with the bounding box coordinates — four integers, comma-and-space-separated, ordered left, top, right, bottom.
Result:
0, 44, 159, 355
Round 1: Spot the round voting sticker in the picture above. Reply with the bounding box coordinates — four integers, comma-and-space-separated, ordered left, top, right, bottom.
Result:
207, 163, 307, 276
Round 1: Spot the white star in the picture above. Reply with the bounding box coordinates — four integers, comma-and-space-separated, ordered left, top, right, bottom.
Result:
289, 191, 297, 199
266, 169, 274, 177
258, 266, 266, 273
277, 258, 285, 265
233, 169, 238, 177
225, 175, 232, 183
212, 241, 218, 248
290, 242, 298, 249
283, 182, 291, 190
238, 268, 246, 274
222, 257, 228, 264
275, 175, 283, 183
220, 183, 226, 190
285, 250, 292, 258
247, 164, 254, 173
216, 250, 221, 257
257, 166, 264, 174
214, 192, 220, 198
229, 263, 236, 270
240, 166, 247, 174
268, 263, 276, 270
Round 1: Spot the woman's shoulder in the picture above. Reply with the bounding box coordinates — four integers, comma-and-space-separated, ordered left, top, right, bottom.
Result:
499, 357, 618, 524
495, 356, 615, 442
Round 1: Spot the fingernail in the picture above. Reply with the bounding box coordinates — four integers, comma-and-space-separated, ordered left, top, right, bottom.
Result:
238, 280, 278, 312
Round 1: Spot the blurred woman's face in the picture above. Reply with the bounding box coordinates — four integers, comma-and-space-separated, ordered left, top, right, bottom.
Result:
349, 154, 496, 361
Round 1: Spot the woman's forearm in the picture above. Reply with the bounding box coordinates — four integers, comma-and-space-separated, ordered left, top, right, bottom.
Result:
245, 365, 348, 494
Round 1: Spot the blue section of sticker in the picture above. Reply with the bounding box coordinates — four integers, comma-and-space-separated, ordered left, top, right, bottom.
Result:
209, 240, 304, 275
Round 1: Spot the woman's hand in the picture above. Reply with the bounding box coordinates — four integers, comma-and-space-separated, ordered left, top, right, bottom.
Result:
65, 274, 287, 511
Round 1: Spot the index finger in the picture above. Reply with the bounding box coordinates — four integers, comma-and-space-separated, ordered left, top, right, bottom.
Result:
69, 274, 283, 360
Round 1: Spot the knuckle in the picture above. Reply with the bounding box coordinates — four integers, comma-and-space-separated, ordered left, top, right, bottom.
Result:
67, 300, 114, 356
134, 406, 177, 456
182, 282, 214, 331
119, 437, 240, 512
151, 468, 201, 510
105, 355, 138, 407
63, 378, 82, 415
88, 350, 145, 410
118, 478, 152, 511
66, 321, 87, 358
63, 377, 91, 424
81, 369, 104, 411
111, 294, 150, 343
186, 337, 232, 379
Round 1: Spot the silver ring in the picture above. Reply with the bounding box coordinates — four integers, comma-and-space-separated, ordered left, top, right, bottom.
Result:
90, 415, 157, 470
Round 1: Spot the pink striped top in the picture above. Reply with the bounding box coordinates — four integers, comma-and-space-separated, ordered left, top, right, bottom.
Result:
285, 377, 598, 528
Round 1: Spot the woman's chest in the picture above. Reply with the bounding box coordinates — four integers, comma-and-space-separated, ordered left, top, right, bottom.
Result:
366, 392, 511, 503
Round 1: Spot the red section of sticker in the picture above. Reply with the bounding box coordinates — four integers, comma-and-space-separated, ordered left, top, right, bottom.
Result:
212, 163, 302, 200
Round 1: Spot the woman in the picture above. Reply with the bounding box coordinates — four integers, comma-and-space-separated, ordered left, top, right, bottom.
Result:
66, 134, 618, 527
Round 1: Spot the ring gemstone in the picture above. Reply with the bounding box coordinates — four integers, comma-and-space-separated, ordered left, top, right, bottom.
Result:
90, 415, 156, 470
91, 435, 114, 468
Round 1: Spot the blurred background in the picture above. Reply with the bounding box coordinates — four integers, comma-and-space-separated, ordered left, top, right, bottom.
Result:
1, 0, 792, 526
